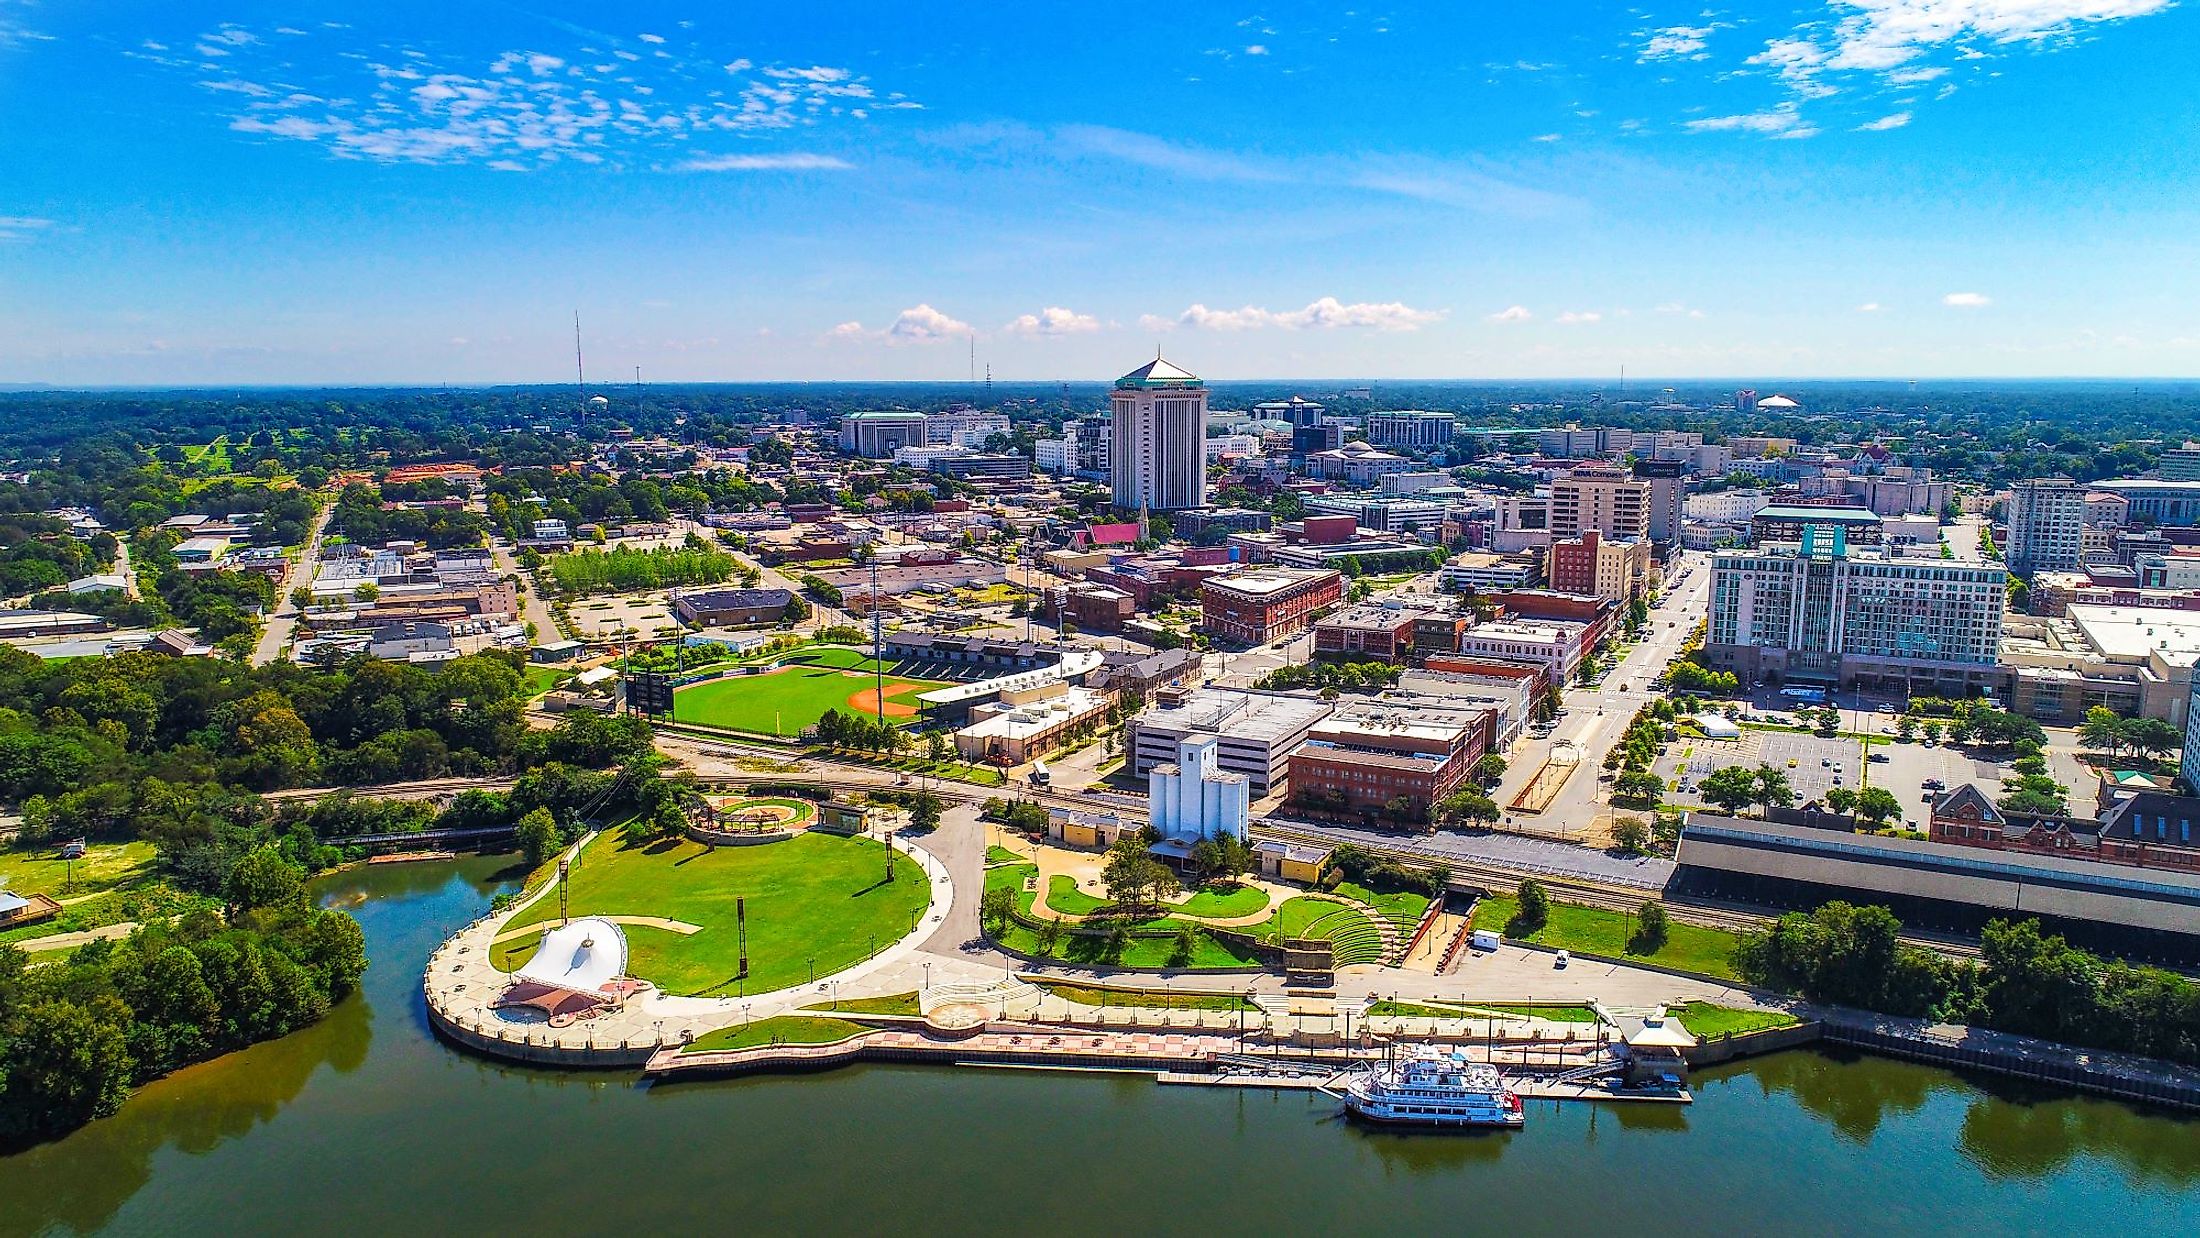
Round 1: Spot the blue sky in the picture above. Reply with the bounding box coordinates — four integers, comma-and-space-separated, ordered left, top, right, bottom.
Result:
2, 0, 2196, 385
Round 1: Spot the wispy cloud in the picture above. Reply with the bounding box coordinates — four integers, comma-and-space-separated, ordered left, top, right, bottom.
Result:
1858, 302, 1884, 312
1686, 104, 1817, 138
135, 24, 916, 170
0, 215, 55, 242
1638, 24, 1720, 62
1003, 307, 1101, 336
677, 153, 851, 171
1856, 111, 1913, 130
1487, 305, 1533, 322
1143, 297, 1445, 332
1555, 310, 1603, 325
1944, 291, 1992, 307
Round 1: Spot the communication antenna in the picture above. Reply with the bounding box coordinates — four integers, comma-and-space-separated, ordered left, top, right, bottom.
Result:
969, 334, 976, 384
574, 311, 587, 421
985, 363, 992, 402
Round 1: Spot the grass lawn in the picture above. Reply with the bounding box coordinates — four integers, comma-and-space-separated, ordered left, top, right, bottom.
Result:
1673, 1002, 1799, 1038
521, 666, 571, 695
1044, 874, 1110, 916
1336, 882, 1431, 925
0, 839, 159, 899
1034, 981, 1258, 1012
674, 660, 947, 736
1369, 1000, 1600, 1023
1172, 884, 1270, 919
804, 991, 922, 1016
494, 832, 930, 997
682, 1015, 867, 1054
984, 845, 1026, 866
1471, 896, 1744, 981
985, 863, 1265, 970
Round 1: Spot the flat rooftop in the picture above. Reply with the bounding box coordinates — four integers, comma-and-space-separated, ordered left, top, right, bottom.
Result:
1207, 569, 1337, 597
1137, 688, 1333, 744
2065, 604, 2200, 661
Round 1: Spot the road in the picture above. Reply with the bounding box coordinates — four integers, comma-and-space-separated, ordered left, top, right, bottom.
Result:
487, 537, 566, 644
250, 495, 335, 665
1488, 550, 1714, 837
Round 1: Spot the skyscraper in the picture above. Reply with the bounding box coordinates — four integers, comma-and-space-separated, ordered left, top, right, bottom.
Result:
1633, 457, 1687, 545
2006, 477, 2087, 576
1549, 464, 1650, 541
1110, 355, 1207, 513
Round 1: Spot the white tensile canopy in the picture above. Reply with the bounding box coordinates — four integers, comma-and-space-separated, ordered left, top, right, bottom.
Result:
514, 916, 630, 996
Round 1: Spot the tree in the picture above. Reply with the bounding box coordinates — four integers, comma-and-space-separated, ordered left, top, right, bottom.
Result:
1102, 841, 1180, 910
1509, 879, 1549, 936
2079, 705, 2124, 756
978, 884, 1016, 933
1854, 786, 1903, 828
1895, 714, 1917, 741
1754, 764, 1797, 814
1613, 770, 1665, 807
1436, 789, 1500, 829
1035, 915, 1064, 956
223, 847, 305, 919
1699, 765, 1760, 816
0, 997, 135, 1140
1824, 785, 1858, 816
1612, 817, 1652, 854
515, 807, 560, 868
1630, 900, 1669, 954
2125, 717, 2181, 763
1471, 752, 1508, 788
907, 792, 943, 832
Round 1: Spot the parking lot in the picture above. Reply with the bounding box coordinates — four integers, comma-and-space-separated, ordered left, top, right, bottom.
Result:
1664, 726, 2014, 830
566, 590, 676, 640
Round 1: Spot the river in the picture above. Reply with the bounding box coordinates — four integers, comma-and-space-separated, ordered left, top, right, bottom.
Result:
3, 857, 2197, 1236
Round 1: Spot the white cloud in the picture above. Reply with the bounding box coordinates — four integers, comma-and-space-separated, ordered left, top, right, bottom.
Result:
1555, 311, 1603, 325
677, 152, 852, 171
826, 321, 867, 339
1858, 302, 1884, 312
885, 304, 972, 343
155, 24, 914, 170
1686, 104, 1814, 136
1943, 291, 1992, 307
1531, 133, 1561, 142
1487, 305, 1533, 322
1639, 24, 1718, 61
1656, 302, 1706, 318
1857, 111, 1913, 130
638, 33, 666, 44
1004, 307, 1102, 336
0, 215, 55, 241
1153, 297, 1445, 332
1245, 44, 1269, 55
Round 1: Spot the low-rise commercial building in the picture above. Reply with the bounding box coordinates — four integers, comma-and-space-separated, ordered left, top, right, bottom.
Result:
1313, 604, 1420, 662
1127, 687, 1334, 796
674, 587, 795, 628
1200, 568, 1343, 645
1285, 697, 1495, 824
952, 681, 1110, 765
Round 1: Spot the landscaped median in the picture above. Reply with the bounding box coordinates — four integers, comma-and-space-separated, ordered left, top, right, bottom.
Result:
681, 1016, 869, 1055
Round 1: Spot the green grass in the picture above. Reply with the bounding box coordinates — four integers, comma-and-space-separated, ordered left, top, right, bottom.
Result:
1369, 1000, 1601, 1023
1044, 874, 1110, 915
804, 991, 921, 1016
1471, 896, 1744, 981
493, 832, 930, 996
1336, 882, 1431, 926
1172, 884, 1270, 918
0, 883, 218, 947
682, 1015, 867, 1054
673, 659, 947, 736
0, 839, 158, 899
1034, 981, 1258, 1011
1673, 1002, 1799, 1038
984, 863, 1266, 970
984, 845, 1027, 866
522, 666, 571, 694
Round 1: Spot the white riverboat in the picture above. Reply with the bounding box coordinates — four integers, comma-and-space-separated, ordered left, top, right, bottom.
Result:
1333, 1047, 1525, 1130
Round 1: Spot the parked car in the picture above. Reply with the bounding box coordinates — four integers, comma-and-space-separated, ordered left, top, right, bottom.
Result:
1922, 777, 1945, 790
1869, 752, 1890, 763
1554, 950, 1570, 969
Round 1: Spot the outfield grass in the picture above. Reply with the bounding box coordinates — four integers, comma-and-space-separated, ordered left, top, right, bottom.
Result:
1471, 895, 1743, 981
682, 1015, 867, 1054
494, 832, 930, 996
673, 658, 947, 736
1673, 1002, 1799, 1038
0, 839, 158, 899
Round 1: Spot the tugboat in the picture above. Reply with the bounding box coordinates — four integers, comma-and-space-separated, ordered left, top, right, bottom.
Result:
1330, 1045, 1526, 1130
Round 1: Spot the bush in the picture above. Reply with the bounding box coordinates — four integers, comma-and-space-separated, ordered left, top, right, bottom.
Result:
1630, 900, 1669, 954
1509, 879, 1549, 936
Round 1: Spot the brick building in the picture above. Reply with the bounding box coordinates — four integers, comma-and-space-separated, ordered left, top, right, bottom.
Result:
1200, 568, 1343, 645
1313, 604, 1420, 662
1285, 697, 1495, 825
1546, 529, 1653, 604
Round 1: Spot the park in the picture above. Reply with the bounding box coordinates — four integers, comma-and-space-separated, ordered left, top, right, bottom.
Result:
491, 828, 932, 997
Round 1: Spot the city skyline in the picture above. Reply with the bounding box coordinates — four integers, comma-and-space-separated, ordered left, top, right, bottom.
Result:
4, 1, 2198, 384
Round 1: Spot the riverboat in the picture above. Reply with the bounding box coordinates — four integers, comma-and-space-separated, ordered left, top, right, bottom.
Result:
1333, 1047, 1525, 1129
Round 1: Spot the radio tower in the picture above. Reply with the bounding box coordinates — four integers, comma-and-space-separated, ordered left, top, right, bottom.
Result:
574, 311, 587, 424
